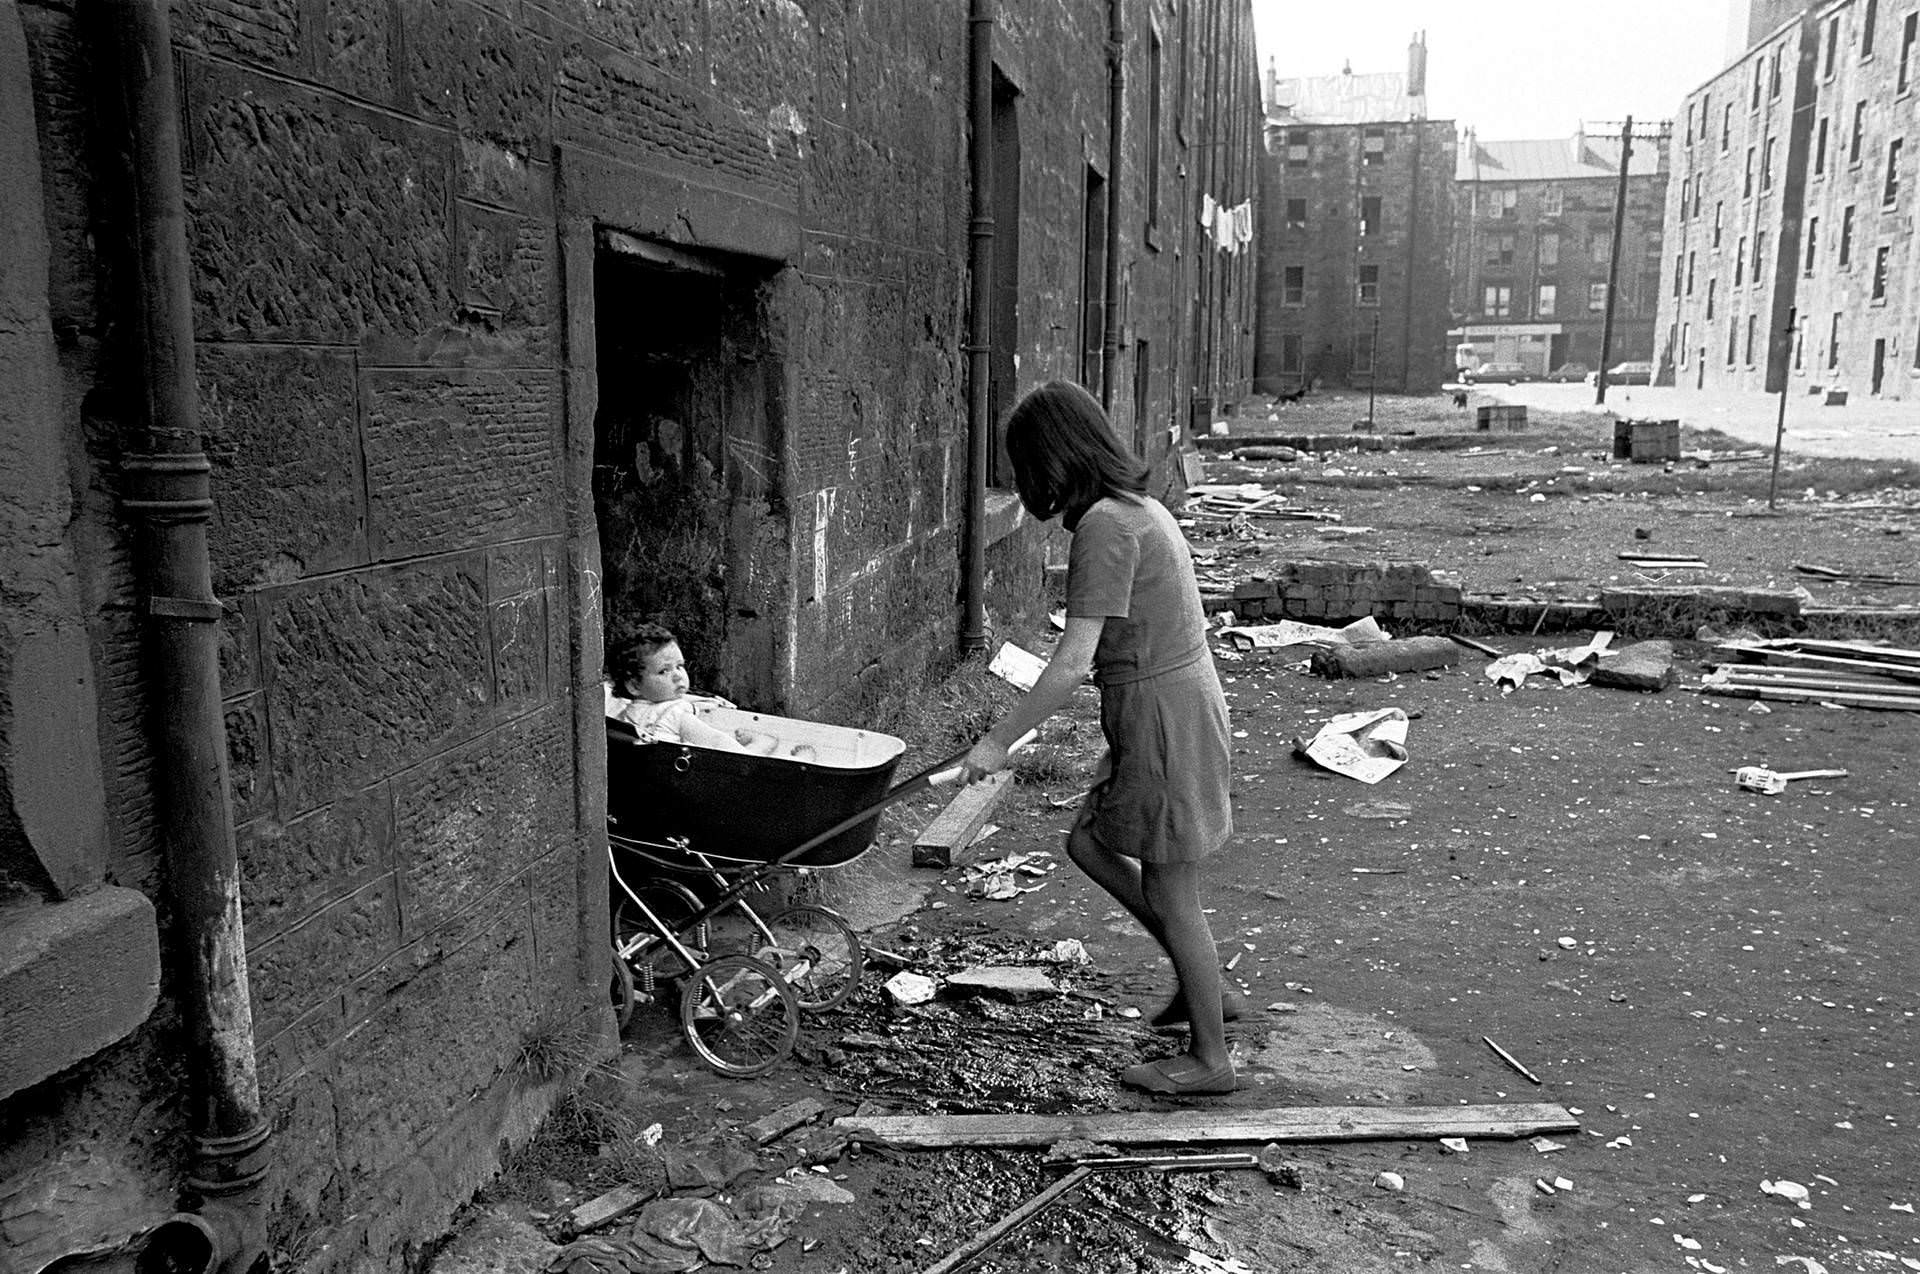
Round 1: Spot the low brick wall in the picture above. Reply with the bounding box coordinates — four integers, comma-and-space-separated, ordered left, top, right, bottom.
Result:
1230, 560, 1464, 625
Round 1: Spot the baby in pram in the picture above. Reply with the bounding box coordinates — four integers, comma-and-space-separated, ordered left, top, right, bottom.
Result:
605, 622, 812, 759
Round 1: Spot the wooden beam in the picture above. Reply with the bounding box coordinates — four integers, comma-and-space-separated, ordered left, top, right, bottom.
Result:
1700, 683, 1920, 711
835, 1104, 1581, 1150
913, 770, 1013, 868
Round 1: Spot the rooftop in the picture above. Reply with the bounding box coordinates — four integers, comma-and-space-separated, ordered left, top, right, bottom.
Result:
1457, 134, 1666, 183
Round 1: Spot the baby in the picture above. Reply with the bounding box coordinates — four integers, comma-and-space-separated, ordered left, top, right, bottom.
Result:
606, 623, 810, 759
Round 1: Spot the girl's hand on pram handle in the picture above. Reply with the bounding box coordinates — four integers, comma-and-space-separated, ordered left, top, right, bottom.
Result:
936, 728, 1039, 787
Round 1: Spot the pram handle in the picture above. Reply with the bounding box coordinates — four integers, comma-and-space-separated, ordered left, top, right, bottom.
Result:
927, 729, 1038, 787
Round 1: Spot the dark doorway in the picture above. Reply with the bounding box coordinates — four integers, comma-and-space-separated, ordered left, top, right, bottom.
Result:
1079, 164, 1108, 391
592, 232, 784, 708
1872, 338, 1887, 394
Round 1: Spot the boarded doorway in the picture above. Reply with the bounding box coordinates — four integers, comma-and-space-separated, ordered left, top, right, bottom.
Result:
592, 232, 785, 708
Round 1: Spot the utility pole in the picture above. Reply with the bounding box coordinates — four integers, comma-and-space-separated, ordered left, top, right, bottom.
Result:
1591, 117, 1671, 406
1768, 308, 1798, 510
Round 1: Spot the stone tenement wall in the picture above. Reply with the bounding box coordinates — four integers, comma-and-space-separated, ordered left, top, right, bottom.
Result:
4, 1, 1261, 1270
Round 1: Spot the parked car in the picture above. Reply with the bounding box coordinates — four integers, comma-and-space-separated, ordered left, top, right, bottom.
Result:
1545, 362, 1590, 382
1605, 361, 1654, 385
1469, 361, 1530, 383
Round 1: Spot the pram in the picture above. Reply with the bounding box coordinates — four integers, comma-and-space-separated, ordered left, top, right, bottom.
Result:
607, 703, 972, 1077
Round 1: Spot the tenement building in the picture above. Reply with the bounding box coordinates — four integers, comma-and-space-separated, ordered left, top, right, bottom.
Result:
1451, 127, 1671, 378
0, 2, 1259, 1269
1659, 0, 1920, 399
1254, 36, 1458, 395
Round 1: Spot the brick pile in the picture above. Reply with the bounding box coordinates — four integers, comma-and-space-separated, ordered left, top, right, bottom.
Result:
1230, 560, 1465, 625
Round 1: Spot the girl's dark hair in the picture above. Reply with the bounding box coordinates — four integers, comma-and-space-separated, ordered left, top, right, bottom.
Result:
607, 621, 677, 686
1003, 380, 1148, 527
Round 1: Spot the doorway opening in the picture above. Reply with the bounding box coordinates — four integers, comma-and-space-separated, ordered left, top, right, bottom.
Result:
592, 231, 785, 709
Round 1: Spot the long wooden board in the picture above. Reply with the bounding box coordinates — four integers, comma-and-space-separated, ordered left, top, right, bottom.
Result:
1701, 683, 1920, 711
1717, 647, 1920, 684
834, 1103, 1580, 1150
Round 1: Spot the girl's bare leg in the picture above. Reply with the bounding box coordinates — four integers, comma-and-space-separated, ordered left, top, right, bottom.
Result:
1140, 860, 1230, 1071
1066, 822, 1167, 945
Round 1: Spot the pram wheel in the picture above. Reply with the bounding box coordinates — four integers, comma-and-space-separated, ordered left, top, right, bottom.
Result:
754, 905, 865, 1011
679, 954, 800, 1077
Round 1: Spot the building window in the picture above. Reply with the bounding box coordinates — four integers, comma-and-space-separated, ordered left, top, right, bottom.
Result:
1542, 186, 1563, 216
1363, 128, 1387, 166
1744, 146, 1756, 196
1283, 264, 1305, 305
1280, 332, 1304, 373
1358, 264, 1380, 305
1795, 323, 1805, 369
1826, 13, 1842, 76
1707, 277, 1718, 319
1539, 231, 1560, 267
1840, 204, 1856, 265
1484, 285, 1512, 317
1735, 235, 1747, 285
1746, 313, 1758, 365
1884, 137, 1904, 204
1903, 13, 1919, 93
1771, 45, 1784, 98
1873, 245, 1891, 298
1286, 129, 1311, 168
1360, 195, 1382, 235
1145, 29, 1163, 237
1491, 187, 1518, 218
1755, 229, 1768, 278
1679, 177, 1691, 220
1752, 56, 1764, 107
1685, 102, 1695, 146
1591, 234, 1610, 265
1686, 251, 1696, 294
1763, 139, 1776, 190
1352, 328, 1376, 371
1286, 197, 1307, 229
1829, 312, 1842, 368
1815, 117, 1829, 174
1722, 103, 1732, 150
1850, 101, 1866, 164
1673, 254, 1684, 298
1537, 283, 1557, 317
1713, 201, 1724, 246
1805, 216, 1819, 274
1485, 233, 1516, 267
1589, 282, 1608, 312
1681, 322, 1691, 362
1728, 322, 1739, 365
1863, 0, 1878, 56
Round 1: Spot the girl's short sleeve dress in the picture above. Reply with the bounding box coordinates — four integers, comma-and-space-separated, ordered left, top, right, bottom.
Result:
1066, 495, 1232, 863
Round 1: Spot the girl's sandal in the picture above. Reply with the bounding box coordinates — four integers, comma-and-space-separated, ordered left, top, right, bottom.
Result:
1119, 1056, 1238, 1096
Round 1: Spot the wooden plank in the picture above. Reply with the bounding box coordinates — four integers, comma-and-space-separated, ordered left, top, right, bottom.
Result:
1706, 668, 1920, 695
1719, 646, 1920, 684
564, 1184, 653, 1234
1701, 683, 1920, 711
834, 1103, 1580, 1150
912, 770, 1013, 868
745, 1097, 828, 1146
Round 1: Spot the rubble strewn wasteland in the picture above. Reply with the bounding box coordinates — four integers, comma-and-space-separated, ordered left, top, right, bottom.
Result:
430, 391, 1918, 1274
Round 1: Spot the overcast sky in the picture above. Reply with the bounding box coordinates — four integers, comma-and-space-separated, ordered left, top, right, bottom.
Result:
1252, 1, 1741, 142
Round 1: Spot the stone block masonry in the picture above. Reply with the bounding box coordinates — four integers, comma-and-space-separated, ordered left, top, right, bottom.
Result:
1232, 561, 1465, 626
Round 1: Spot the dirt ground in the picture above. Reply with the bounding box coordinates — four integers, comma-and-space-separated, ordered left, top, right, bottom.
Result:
449, 393, 1918, 1274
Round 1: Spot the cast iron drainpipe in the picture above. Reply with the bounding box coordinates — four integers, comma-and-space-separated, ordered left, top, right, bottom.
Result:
112, 4, 272, 1271
1099, 0, 1123, 411
960, 0, 994, 655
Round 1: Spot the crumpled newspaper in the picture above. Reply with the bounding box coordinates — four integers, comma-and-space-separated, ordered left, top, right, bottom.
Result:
1485, 633, 1615, 691
963, 849, 1056, 900
1290, 708, 1409, 785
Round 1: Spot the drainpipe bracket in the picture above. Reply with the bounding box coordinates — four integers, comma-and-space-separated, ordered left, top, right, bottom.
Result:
147, 595, 226, 623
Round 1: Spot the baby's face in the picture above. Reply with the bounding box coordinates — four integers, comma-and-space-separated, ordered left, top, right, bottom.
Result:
628, 641, 691, 703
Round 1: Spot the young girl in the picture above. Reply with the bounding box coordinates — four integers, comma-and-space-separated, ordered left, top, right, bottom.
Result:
606, 623, 782, 755
960, 381, 1239, 1096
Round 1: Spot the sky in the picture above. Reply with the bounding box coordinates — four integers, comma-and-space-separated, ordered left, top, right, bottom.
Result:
1252, 1, 1741, 142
